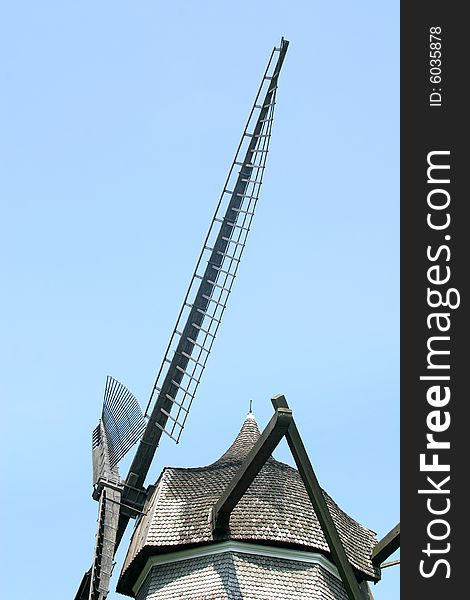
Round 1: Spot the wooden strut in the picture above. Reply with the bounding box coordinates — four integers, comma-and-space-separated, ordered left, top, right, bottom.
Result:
381, 559, 400, 569
210, 395, 368, 600
211, 407, 293, 531
371, 523, 400, 566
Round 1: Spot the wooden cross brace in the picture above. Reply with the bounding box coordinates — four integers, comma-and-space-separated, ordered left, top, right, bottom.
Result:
371, 523, 400, 566
210, 394, 375, 600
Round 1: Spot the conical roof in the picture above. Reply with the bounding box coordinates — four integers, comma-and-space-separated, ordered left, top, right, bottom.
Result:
117, 413, 379, 596
211, 411, 264, 464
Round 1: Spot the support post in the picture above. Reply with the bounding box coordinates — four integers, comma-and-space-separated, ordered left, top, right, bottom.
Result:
359, 581, 375, 600
271, 394, 364, 600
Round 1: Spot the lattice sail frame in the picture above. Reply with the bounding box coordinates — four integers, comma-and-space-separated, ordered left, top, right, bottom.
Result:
144, 41, 286, 443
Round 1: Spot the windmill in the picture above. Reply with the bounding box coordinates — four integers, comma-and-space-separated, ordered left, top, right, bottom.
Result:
74, 37, 289, 600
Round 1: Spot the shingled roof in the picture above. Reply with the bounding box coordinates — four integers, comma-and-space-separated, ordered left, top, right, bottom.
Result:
117, 413, 379, 596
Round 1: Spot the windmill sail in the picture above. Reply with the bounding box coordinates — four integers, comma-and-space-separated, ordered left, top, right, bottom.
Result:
77, 378, 143, 600
124, 37, 289, 496
91, 377, 145, 491
101, 376, 146, 470
88, 487, 122, 600
74, 38, 288, 600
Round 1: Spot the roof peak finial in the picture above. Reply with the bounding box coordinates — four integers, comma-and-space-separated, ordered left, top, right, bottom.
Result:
249, 399, 253, 414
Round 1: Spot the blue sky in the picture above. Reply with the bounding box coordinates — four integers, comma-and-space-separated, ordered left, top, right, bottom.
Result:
0, 2, 399, 598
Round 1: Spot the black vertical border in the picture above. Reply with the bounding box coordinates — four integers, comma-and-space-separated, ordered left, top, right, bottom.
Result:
401, 4, 467, 597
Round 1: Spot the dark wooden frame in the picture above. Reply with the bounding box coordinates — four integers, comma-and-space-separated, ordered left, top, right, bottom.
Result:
210, 394, 397, 600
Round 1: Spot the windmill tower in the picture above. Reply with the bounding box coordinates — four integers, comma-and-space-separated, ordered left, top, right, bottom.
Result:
75, 38, 399, 600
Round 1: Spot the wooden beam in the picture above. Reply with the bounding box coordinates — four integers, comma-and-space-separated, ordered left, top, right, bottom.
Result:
271, 394, 364, 600
211, 407, 292, 532
359, 581, 375, 600
371, 523, 400, 566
